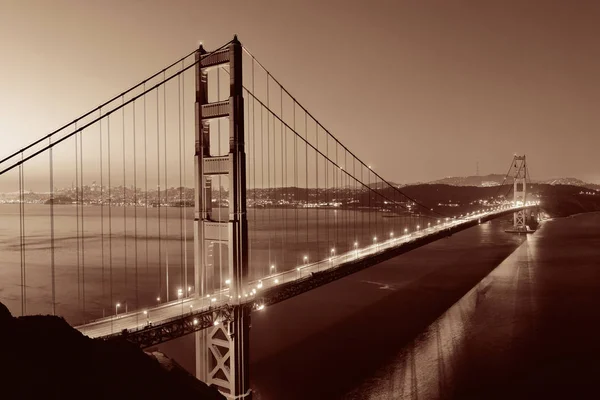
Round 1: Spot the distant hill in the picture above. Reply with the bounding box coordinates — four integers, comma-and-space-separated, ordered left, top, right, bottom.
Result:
426, 174, 600, 191
542, 177, 600, 191
429, 174, 509, 187
399, 183, 600, 218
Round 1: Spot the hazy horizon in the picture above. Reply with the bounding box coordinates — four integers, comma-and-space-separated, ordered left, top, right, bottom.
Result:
1, 0, 599, 185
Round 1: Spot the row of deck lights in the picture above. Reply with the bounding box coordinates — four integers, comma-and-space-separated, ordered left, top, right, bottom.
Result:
145, 212, 516, 320
111, 217, 451, 323
123, 213, 504, 324
138, 218, 464, 320
121, 207, 538, 323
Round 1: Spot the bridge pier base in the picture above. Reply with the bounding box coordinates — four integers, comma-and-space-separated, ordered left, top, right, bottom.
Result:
195, 306, 251, 399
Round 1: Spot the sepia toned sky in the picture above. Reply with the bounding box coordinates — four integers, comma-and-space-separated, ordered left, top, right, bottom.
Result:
1, 0, 599, 184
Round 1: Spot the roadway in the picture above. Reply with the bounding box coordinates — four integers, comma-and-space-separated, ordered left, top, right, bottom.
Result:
76, 203, 535, 339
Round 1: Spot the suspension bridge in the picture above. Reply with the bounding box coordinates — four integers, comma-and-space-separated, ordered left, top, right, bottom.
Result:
0, 36, 536, 398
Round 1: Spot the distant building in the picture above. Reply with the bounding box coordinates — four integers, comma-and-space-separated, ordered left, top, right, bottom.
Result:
481, 181, 500, 187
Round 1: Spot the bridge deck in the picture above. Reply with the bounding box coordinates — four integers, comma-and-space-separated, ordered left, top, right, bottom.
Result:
76, 205, 532, 344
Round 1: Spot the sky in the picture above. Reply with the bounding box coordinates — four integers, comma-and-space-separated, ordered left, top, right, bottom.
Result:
0, 0, 599, 185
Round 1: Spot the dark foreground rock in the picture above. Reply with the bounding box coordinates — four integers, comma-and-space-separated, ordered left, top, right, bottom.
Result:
0, 302, 224, 400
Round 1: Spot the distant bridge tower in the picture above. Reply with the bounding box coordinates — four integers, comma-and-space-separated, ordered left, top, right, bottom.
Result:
194, 36, 251, 399
512, 155, 528, 231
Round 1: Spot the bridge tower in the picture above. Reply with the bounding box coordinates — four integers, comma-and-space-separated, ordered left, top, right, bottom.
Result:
194, 36, 251, 399
511, 155, 528, 232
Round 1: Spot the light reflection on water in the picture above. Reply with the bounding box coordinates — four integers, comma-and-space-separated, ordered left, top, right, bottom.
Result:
346, 272, 496, 399
345, 213, 600, 400
246, 217, 527, 399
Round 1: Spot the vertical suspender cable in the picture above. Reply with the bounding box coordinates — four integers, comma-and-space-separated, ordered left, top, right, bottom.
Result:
100, 112, 105, 316
294, 103, 298, 262
182, 67, 188, 293
163, 73, 169, 301
335, 144, 338, 248
260, 91, 264, 269
244, 87, 251, 278
75, 126, 81, 311
252, 63, 255, 276
133, 99, 139, 318
218, 68, 223, 295
353, 157, 357, 248
122, 97, 127, 299
156, 87, 162, 301
344, 149, 348, 250
178, 73, 184, 295
144, 85, 149, 277
305, 113, 308, 254
326, 134, 328, 257
19, 153, 25, 315
49, 138, 56, 315
315, 125, 319, 267
273, 82, 278, 270
375, 176, 378, 239
108, 115, 113, 315
252, 61, 257, 276
80, 129, 85, 320
368, 169, 371, 238
267, 75, 271, 276
280, 86, 285, 270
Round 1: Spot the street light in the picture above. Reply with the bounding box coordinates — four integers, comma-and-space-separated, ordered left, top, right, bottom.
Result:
156, 296, 161, 305
115, 303, 120, 317
177, 288, 183, 315
330, 248, 335, 267
354, 241, 358, 258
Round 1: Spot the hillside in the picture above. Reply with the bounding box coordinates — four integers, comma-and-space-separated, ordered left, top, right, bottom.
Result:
398, 183, 600, 218
428, 174, 600, 191
429, 174, 509, 187
0, 303, 224, 400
